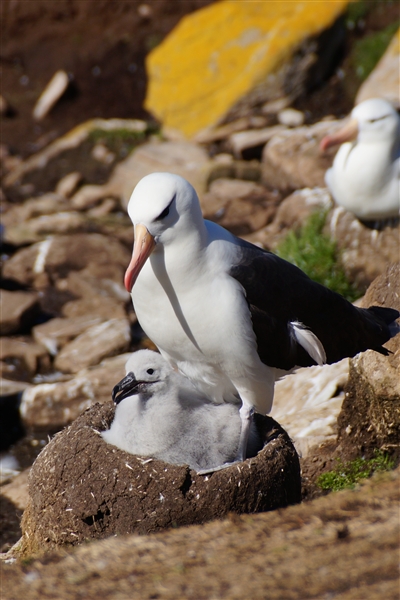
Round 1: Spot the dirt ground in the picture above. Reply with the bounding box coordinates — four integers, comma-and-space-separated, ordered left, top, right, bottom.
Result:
1, 0, 214, 156
2, 467, 399, 599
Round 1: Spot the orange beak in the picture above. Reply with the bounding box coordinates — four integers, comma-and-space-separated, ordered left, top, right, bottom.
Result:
124, 224, 156, 292
320, 118, 359, 152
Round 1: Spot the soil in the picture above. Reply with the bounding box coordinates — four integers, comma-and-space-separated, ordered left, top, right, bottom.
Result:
3, 467, 400, 599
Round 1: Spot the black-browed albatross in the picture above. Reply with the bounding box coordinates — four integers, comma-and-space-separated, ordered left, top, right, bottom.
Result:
320, 97, 400, 221
124, 172, 400, 468
102, 350, 261, 472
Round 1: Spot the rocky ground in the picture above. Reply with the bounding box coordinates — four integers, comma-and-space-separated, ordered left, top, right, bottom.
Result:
1, 1, 399, 597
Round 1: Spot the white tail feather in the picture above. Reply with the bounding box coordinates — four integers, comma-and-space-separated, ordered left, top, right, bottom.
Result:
291, 321, 326, 366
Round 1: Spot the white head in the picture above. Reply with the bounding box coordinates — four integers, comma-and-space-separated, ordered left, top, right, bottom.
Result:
124, 173, 205, 292
320, 98, 400, 151
112, 350, 176, 404
352, 98, 400, 143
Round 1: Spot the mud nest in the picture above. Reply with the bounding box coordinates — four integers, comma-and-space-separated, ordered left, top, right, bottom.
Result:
20, 402, 301, 554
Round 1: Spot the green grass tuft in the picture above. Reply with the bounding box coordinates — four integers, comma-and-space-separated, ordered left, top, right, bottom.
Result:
317, 451, 395, 492
351, 21, 399, 81
275, 210, 360, 302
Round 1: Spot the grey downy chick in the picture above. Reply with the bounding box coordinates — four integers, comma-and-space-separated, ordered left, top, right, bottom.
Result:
102, 350, 262, 472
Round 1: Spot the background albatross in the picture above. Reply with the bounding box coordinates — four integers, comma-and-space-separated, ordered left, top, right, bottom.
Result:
320, 97, 400, 221
124, 172, 400, 468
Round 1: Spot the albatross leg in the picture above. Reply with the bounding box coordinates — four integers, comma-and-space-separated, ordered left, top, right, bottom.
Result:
196, 403, 255, 475
235, 403, 254, 462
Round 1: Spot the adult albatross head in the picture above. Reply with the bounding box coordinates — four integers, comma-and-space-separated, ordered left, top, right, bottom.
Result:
320, 97, 400, 151
124, 172, 204, 292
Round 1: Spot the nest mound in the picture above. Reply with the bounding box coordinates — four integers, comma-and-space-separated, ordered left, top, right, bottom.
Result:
20, 402, 301, 555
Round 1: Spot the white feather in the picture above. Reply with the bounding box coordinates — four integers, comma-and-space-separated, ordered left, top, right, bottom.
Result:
291, 321, 326, 366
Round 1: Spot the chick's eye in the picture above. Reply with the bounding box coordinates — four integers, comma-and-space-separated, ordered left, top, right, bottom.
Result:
146, 368, 154, 375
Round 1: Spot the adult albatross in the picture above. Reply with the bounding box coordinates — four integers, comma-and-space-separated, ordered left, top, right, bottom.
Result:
124, 172, 399, 466
320, 98, 400, 221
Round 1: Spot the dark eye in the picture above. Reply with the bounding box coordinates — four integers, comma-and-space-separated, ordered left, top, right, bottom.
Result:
368, 115, 387, 124
146, 368, 154, 375
155, 196, 174, 221
158, 206, 170, 220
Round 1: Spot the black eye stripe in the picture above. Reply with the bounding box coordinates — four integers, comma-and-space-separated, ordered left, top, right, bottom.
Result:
155, 196, 175, 221
368, 115, 388, 123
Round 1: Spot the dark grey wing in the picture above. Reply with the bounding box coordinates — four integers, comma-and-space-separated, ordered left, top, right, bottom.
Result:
230, 239, 399, 370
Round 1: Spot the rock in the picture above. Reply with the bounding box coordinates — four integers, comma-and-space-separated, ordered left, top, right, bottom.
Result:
87, 198, 117, 217
208, 158, 262, 187
69, 184, 111, 210
2, 233, 130, 289
19, 402, 300, 553
0, 337, 50, 380
1, 193, 71, 229
54, 318, 131, 374
70, 140, 213, 210
201, 178, 280, 235
3, 118, 147, 188
337, 263, 400, 459
0, 290, 40, 335
20, 353, 130, 429
246, 187, 332, 249
356, 28, 400, 109
277, 108, 305, 127
261, 120, 341, 192
32, 316, 106, 356
3, 212, 87, 245
228, 125, 286, 159
0, 469, 30, 511
61, 295, 127, 321
91, 143, 116, 165
65, 268, 129, 302
326, 207, 400, 289
54, 172, 82, 198
0, 378, 31, 396
262, 96, 292, 115
145, 1, 348, 137
271, 359, 349, 457
193, 116, 269, 144
32, 70, 70, 121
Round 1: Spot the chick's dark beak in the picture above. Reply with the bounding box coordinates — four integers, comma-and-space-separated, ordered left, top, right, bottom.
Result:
112, 372, 139, 404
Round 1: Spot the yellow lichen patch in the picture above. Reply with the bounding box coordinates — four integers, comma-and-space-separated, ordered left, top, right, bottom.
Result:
145, 0, 349, 138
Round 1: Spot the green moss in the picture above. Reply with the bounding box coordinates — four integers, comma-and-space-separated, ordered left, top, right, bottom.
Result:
351, 21, 399, 81
275, 210, 360, 302
87, 125, 160, 160
317, 451, 395, 492
88, 127, 147, 145
345, 1, 371, 28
